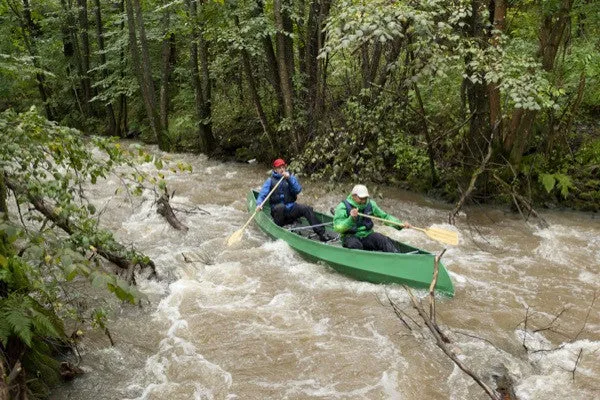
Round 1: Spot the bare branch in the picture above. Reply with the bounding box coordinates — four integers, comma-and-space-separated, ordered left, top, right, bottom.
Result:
405, 287, 501, 400
571, 348, 583, 382
572, 291, 597, 341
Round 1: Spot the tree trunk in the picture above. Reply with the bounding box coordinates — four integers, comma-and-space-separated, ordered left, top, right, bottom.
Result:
487, 0, 506, 142
186, 0, 216, 154
413, 83, 438, 185
273, 0, 299, 151
197, 1, 214, 153
93, 0, 117, 135
304, 0, 332, 141
503, 0, 574, 167
12, 0, 54, 120
0, 171, 8, 218
464, 0, 492, 157
297, 0, 307, 78
159, 9, 175, 134
371, 35, 403, 100
254, 0, 285, 115
368, 43, 383, 90
0, 355, 8, 399
233, 16, 276, 152
77, 0, 93, 116
125, 0, 168, 150
273, 0, 294, 119
59, 0, 85, 117
117, 0, 128, 137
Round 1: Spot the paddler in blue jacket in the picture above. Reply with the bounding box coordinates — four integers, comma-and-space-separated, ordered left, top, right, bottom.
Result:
333, 184, 411, 252
256, 158, 333, 242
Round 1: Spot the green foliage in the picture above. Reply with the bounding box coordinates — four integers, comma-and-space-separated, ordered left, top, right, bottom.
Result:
539, 173, 574, 199
0, 107, 187, 395
297, 92, 429, 187
484, 39, 561, 112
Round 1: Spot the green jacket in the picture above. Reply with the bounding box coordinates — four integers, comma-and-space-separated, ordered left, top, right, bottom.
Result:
333, 195, 403, 239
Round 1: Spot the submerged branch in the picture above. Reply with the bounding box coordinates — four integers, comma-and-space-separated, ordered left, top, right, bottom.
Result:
5, 176, 157, 278
492, 174, 549, 228
156, 189, 189, 231
387, 250, 510, 400
404, 287, 501, 400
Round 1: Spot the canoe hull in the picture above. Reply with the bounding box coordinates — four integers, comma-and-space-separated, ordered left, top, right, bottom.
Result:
247, 191, 455, 296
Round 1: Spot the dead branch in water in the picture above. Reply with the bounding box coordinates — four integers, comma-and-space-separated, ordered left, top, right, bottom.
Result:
156, 188, 189, 231
572, 291, 597, 341
570, 348, 583, 382
384, 292, 413, 333
388, 250, 509, 400
5, 176, 157, 279
518, 292, 597, 384
403, 287, 501, 400
449, 132, 494, 225
428, 249, 447, 325
492, 174, 549, 228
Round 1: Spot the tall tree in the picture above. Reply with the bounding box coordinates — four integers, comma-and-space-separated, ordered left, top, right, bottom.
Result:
93, 0, 118, 135
125, 0, 169, 150
77, 0, 94, 116
186, 0, 215, 154
6, 0, 54, 120
502, 0, 576, 167
159, 6, 175, 134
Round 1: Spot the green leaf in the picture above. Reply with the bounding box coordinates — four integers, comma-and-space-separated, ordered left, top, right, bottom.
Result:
554, 173, 574, 199
540, 173, 556, 193
31, 309, 61, 338
90, 271, 112, 289
5, 307, 33, 347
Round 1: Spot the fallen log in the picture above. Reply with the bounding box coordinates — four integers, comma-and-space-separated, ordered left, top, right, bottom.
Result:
157, 191, 188, 231
5, 177, 156, 278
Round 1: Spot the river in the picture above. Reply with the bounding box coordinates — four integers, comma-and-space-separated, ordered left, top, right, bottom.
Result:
50, 144, 599, 400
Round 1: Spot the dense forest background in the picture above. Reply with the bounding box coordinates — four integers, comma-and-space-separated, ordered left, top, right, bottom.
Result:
1, 1, 599, 398
1, 0, 599, 210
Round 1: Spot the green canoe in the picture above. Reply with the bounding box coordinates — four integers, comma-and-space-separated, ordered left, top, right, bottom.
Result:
247, 191, 455, 296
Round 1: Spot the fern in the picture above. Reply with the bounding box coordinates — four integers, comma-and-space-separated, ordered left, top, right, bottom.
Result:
3, 301, 33, 347
0, 294, 64, 348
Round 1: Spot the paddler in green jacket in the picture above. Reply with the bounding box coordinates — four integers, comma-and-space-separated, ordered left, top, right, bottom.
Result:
333, 184, 412, 253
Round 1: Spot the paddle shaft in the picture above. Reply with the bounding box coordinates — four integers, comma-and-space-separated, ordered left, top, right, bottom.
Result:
357, 212, 458, 245
287, 222, 332, 231
238, 176, 285, 234
356, 212, 407, 229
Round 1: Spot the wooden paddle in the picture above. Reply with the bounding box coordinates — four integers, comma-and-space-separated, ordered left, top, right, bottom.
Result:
226, 176, 285, 246
357, 212, 458, 246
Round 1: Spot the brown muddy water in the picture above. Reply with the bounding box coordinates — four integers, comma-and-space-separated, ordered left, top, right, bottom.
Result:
50, 144, 599, 400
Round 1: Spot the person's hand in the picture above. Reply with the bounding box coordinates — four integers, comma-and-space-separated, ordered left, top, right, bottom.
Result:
403, 222, 412, 229
256, 204, 263, 211
350, 208, 358, 218
282, 171, 290, 179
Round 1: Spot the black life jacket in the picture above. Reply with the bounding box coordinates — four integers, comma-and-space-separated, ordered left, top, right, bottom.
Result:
269, 176, 297, 205
343, 200, 374, 233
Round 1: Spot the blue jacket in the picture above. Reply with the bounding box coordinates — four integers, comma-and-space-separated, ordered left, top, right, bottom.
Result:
256, 172, 302, 211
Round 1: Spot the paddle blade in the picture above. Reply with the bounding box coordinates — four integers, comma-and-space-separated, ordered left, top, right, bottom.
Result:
424, 227, 459, 246
226, 228, 244, 246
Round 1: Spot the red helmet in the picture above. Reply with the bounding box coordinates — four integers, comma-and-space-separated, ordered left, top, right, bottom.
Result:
273, 158, 286, 168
